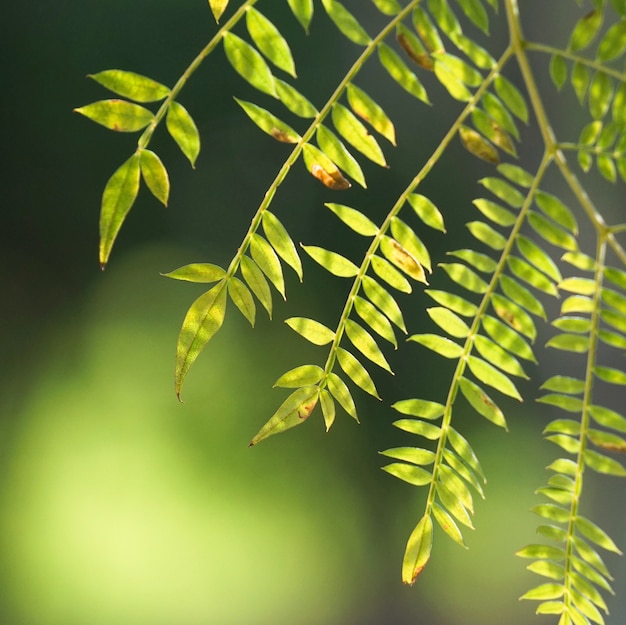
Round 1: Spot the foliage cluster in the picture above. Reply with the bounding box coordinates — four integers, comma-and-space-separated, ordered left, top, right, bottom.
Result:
76, 1, 626, 623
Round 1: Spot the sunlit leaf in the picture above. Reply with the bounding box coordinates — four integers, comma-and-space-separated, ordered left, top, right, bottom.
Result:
246, 7, 296, 77
362, 275, 407, 332
327, 372, 358, 420
274, 364, 324, 388
397, 22, 434, 70
458, 376, 508, 428
507, 255, 559, 296
371, 254, 413, 293
408, 194, 446, 232
520, 584, 565, 601
75, 99, 154, 132
516, 235, 563, 283
381, 447, 436, 465
409, 333, 463, 358
99, 154, 141, 268
436, 480, 473, 528
89, 69, 170, 102
537, 394, 584, 413
427, 306, 470, 338
346, 82, 396, 144
474, 333, 529, 378
320, 388, 336, 431
316, 125, 367, 187
459, 125, 499, 163
240, 255, 272, 317
494, 74, 529, 122
589, 405, 626, 433
482, 314, 537, 361
390, 217, 432, 272
448, 249, 497, 273
228, 276, 255, 326
209, 0, 229, 22
467, 220, 507, 250
262, 211, 303, 280
472, 198, 517, 226
499, 274, 547, 319
285, 316, 335, 345
597, 20, 626, 61
378, 41, 430, 102
353, 295, 397, 347
345, 319, 393, 372
541, 376, 585, 394
303, 245, 359, 277
498, 163, 534, 187
439, 262, 489, 293
336, 347, 381, 398
546, 333, 590, 353
594, 366, 626, 385
425, 289, 478, 317
166, 100, 200, 167
380, 236, 427, 283
320, 0, 371, 44
175, 281, 227, 397
402, 515, 433, 585
383, 462, 432, 487
393, 419, 442, 440
467, 355, 522, 400
584, 450, 626, 476
162, 263, 226, 283
332, 102, 386, 166
576, 516, 623, 554
392, 398, 445, 420
535, 191, 578, 234
491, 292, 536, 340
479, 176, 525, 207
569, 9, 603, 51
589, 72, 613, 120
235, 98, 300, 143
275, 78, 318, 117
413, 6, 445, 53
250, 233, 285, 298
287, 0, 314, 32
249, 386, 320, 445
222, 32, 277, 97
139, 149, 169, 206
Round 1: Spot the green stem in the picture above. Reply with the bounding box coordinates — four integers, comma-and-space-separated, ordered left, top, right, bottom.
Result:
137, 0, 258, 150
504, 0, 626, 268
320, 45, 516, 382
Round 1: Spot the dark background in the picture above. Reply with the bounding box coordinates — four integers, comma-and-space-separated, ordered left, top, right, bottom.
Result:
1, 2, 624, 624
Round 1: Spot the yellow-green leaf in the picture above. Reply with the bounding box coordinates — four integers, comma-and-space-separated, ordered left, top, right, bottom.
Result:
459, 376, 508, 428
246, 7, 296, 77
336, 347, 381, 398
166, 101, 200, 167
99, 154, 141, 268
380, 236, 427, 283
139, 149, 169, 206
274, 364, 324, 388
223, 31, 277, 97
235, 98, 300, 143
287, 0, 314, 33
250, 233, 285, 298
262, 211, 303, 280
378, 42, 430, 103
162, 263, 226, 283
316, 125, 367, 188
320, 0, 371, 45
346, 82, 396, 145
209, 0, 229, 22
345, 319, 393, 372
75, 99, 154, 132
240, 255, 272, 317
332, 102, 386, 166
467, 355, 522, 400
402, 515, 433, 585
326, 203, 378, 236
327, 372, 358, 420
285, 316, 335, 345
407, 194, 446, 232
302, 245, 358, 277
89, 70, 170, 102
228, 276, 256, 326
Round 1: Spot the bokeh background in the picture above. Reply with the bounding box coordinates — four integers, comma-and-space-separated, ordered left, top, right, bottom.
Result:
1, 1, 625, 624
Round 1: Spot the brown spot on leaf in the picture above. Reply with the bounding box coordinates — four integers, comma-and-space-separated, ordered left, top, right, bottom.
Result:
270, 127, 297, 143
397, 33, 433, 71
311, 163, 351, 190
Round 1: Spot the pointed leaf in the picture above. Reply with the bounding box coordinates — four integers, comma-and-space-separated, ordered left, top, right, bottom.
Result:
371, 254, 413, 293
346, 82, 396, 145
345, 319, 393, 373
240, 255, 272, 317
336, 347, 381, 398
285, 317, 335, 345
482, 314, 536, 361
162, 263, 226, 283
99, 154, 141, 267
516, 235, 563, 283
250, 386, 319, 445
250, 234, 285, 297
383, 463, 432, 486
546, 333, 590, 353
353, 295, 397, 347
491, 292, 537, 341
535, 191, 578, 234
390, 217, 432, 272
274, 364, 324, 388
166, 101, 200, 167
589, 405, 626, 433
448, 249, 497, 273
508, 256, 559, 296
320, 388, 336, 431
332, 102, 386, 166
246, 7, 296, 77
327, 372, 358, 420
494, 74, 529, 122
427, 306, 470, 338
459, 125, 499, 164
459, 377, 508, 428
175, 282, 228, 397
408, 194, 446, 232
467, 355, 522, 400
75, 99, 154, 132
439, 263, 489, 293
321, 0, 371, 44
235, 98, 300, 143
362, 275, 407, 332
303, 245, 358, 277
275, 78, 318, 117
378, 41, 430, 102
139, 149, 169, 206
326, 203, 378, 236
472, 198, 517, 226
316, 125, 367, 188
479, 176, 525, 207
392, 398, 445, 420
402, 515, 433, 584
222, 32, 277, 97
228, 277, 255, 326
287, 0, 314, 32
576, 516, 623, 554
209, 0, 229, 22
467, 220, 507, 250
409, 333, 463, 358
474, 333, 529, 378
499, 274, 547, 319
425, 289, 478, 317
262, 211, 302, 280
89, 70, 170, 102
393, 419, 442, 439
380, 236, 427, 283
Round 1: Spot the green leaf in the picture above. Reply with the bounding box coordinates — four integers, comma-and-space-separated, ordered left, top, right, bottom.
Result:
327, 372, 358, 420
99, 154, 141, 268
433, 56, 472, 101
571, 61, 590, 104
320, 0, 371, 45
597, 20, 626, 61
549, 54, 567, 90
346, 82, 396, 145
397, 22, 434, 70
428, 0, 462, 39
246, 7, 296, 77
436, 480, 473, 528
584, 450, 626, 476
372, 0, 402, 15
336, 347, 381, 398
326, 203, 378, 236
439, 263, 489, 293
262, 211, 303, 281
458, 376, 508, 428
541, 376, 585, 394
345, 319, 393, 372
517, 544, 566, 560
275, 78, 318, 117
392, 399, 444, 420
378, 42, 430, 103
274, 364, 324, 388
507, 256, 559, 296
563, 251, 595, 272
472, 108, 517, 156
407, 194, 446, 232
498, 163, 534, 187
454, 34, 495, 69
390, 217, 432, 272
594, 366, 626, 385
393, 419, 442, 440
491, 292, 537, 341
303, 245, 358, 277
568, 9, 603, 51
175, 281, 228, 397
572, 536, 611, 577
162, 263, 226, 283
362, 275, 407, 332
544, 418, 582, 435
381, 447, 436, 465
589, 405, 626, 433
576, 516, 623, 554
458, 125, 499, 164
401, 515, 433, 584
89, 70, 170, 102
552, 315, 591, 333
516, 235, 563, 283
472, 198, 517, 227
287, 0, 314, 32
320, 389, 335, 431
379, 237, 427, 283
209, 0, 229, 22
454, 0, 488, 33
427, 307, 470, 338
75, 99, 154, 132
520, 584, 565, 601
482, 314, 536, 361
526, 561, 565, 581
409, 333, 463, 358
316, 125, 367, 188
589, 72, 613, 120
559, 277, 596, 295
443, 448, 485, 497
494, 75, 529, 122
222, 32, 277, 97
303, 142, 351, 190
413, 6, 445, 53
226, 275, 256, 326
439, 464, 474, 514
537, 394, 584, 413
499, 274, 547, 319
467, 220, 507, 250
479, 176, 525, 207
546, 333, 590, 353
382, 464, 432, 487
371, 254, 413, 293
332, 102, 386, 166
285, 317, 335, 345
235, 98, 300, 143
448, 427, 486, 480
353, 295, 397, 347
474, 333, 529, 378
482, 91, 520, 140
425, 289, 478, 317
249, 386, 320, 446
467, 355, 522, 400
535, 191, 578, 235
532, 503, 570, 524
250, 233, 285, 298
240, 255, 272, 317
166, 100, 200, 167
601, 308, 626, 333
139, 149, 169, 206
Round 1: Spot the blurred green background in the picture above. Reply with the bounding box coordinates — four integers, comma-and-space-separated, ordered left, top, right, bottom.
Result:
1, 2, 625, 624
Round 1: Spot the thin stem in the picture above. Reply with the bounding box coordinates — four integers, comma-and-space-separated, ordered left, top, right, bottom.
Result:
321, 45, 516, 381
137, 0, 258, 150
